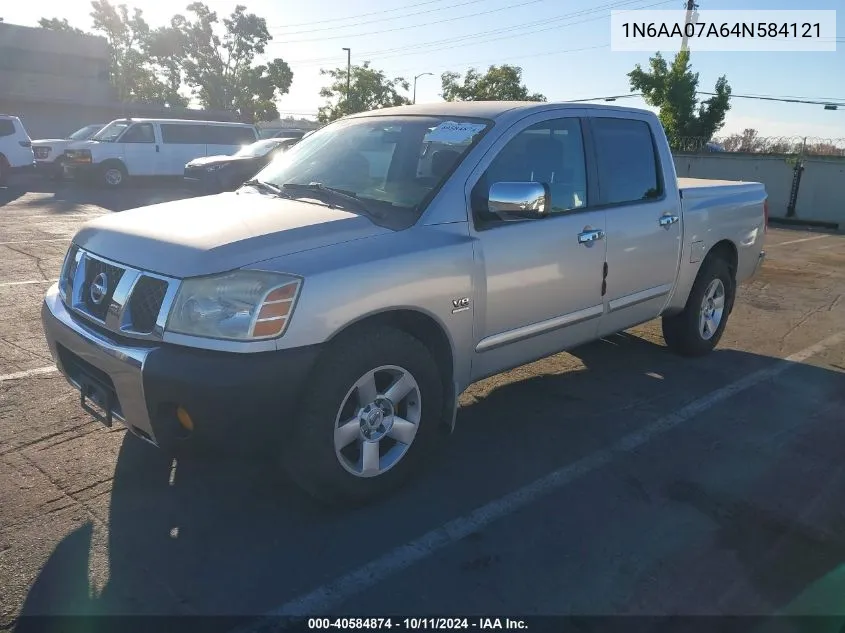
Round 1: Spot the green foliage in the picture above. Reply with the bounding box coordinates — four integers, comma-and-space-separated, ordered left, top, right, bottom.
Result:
318, 61, 410, 123
440, 65, 546, 102
37, 17, 85, 35
176, 3, 293, 121
628, 50, 731, 146
38, 1, 293, 119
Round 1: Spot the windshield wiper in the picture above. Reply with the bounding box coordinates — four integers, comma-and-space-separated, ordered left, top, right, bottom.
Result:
281, 182, 383, 218
242, 179, 286, 197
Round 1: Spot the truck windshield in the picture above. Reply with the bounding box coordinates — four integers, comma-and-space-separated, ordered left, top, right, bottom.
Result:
254, 116, 490, 215
68, 124, 105, 141
91, 121, 131, 142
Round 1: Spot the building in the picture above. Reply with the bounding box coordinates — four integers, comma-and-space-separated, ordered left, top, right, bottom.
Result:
0, 22, 238, 139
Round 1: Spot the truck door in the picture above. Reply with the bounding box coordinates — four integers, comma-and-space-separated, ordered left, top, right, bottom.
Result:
468, 112, 607, 381
587, 115, 682, 338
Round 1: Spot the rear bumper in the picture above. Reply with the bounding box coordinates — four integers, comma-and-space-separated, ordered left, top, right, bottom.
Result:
8, 161, 36, 174
42, 283, 322, 451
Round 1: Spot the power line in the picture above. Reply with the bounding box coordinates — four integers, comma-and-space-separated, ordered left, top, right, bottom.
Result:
698, 92, 845, 106
268, 0, 490, 36
273, 0, 552, 44
282, 0, 672, 63
269, 0, 457, 28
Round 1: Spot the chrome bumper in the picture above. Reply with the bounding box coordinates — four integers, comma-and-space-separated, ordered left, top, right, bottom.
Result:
41, 283, 159, 445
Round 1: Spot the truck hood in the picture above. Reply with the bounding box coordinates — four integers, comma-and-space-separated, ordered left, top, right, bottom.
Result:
73, 190, 394, 278
32, 139, 69, 146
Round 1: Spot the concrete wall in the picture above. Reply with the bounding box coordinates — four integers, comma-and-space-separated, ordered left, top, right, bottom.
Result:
0, 23, 113, 104
673, 153, 844, 226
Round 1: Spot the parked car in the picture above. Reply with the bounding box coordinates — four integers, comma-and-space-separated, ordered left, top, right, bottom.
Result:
184, 138, 294, 194
32, 124, 107, 180
0, 114, 35, 185
41, 102, 767, 506
62, 118, 258, 188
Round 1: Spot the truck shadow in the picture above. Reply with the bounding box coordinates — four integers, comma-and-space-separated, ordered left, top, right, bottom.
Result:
12, 333, 845, 625
9, 178, 197, 213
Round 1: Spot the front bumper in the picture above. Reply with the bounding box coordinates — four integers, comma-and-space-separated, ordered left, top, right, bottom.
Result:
63, 162, 95, 181
42, 284, 322, 451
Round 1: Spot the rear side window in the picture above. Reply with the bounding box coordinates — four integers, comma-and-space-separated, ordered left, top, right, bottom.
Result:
161, 124, 205, 144
591, 118, 662, 205
0, 120, 16, 137
204, 126, 256, 145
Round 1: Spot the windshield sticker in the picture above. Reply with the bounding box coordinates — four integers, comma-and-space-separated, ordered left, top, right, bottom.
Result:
424, 121, 486, 144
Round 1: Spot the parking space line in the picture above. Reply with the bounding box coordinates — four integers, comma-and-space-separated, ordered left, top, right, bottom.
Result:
768, 234, 830, 248
236, 330, 845, 628
0, 238, 70, 246
0, 279, 58, 288
0, 365, 57, 382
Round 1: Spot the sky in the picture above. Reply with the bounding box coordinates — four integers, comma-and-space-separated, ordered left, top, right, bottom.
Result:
3, 0, 844, 139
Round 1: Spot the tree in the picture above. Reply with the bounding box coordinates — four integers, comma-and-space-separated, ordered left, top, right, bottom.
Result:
38, 17, 85, 35
441, 65, 546, 102
88, 0, 188, 106
318, 61, 409, 123
174, 3, 293, 121
628, 50, 731, 147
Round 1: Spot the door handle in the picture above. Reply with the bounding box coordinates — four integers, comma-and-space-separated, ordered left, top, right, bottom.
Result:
577, 229, 605, 245
659, 214, 679, 228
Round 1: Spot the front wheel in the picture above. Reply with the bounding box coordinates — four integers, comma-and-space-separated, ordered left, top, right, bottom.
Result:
662, 256, 735, 357
285, 326, 445, 507
99, 163, 127, 188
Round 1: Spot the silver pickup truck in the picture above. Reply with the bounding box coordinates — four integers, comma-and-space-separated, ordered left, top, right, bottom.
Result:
41, 102, 767, 505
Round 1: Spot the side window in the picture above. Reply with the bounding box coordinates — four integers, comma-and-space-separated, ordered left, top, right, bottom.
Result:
204, 126, 254, 145
121, 123, 155, 144
591, 118, 662, 204
473, 118, 588, 221
0, 120, 16, 137
161, 124, 204, 144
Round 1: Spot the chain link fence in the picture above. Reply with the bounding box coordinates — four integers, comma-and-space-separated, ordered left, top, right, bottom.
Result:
672, 134, 845, 157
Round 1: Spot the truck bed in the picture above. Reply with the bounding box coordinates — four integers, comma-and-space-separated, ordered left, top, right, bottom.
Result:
678, 177, 765, 200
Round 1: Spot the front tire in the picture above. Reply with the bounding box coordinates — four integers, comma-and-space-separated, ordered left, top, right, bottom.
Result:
285, 326, 444, 507
662, 256, 735, 357
99, 162, 127, 189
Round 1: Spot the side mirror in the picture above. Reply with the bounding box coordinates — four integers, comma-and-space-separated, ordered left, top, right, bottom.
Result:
488, 181, 550, 221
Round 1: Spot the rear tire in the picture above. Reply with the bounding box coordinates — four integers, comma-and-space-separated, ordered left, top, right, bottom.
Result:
0, 156, 8, 186
285, 326, 445, 507
662, 256, 735, 357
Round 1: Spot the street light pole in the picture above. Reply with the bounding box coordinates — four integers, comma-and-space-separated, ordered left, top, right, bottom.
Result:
413, 72, 433, 104
342, 47, 351, 114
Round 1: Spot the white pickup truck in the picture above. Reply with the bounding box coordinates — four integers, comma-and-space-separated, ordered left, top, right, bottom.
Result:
41, 102, 767, 506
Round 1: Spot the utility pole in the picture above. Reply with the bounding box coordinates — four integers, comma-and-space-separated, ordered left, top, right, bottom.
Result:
342, 47, 351, 114
680, 0, 699, 52
413, 72, 433, 104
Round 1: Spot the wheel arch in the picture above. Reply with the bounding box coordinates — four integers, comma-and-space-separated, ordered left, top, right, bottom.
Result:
321, 308, 458, 433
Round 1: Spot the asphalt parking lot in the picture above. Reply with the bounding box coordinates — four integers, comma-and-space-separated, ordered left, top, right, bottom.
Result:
1, 178, 845, 629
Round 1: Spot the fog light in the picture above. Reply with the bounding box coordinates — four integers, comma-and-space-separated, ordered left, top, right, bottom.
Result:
176, 406, 194, 431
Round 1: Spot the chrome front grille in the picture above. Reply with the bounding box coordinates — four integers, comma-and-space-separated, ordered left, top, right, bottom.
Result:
63, 247, 179, 340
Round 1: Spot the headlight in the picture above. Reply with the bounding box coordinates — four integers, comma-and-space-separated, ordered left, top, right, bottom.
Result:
205, 163, 229, 171
166, 270, 302, 341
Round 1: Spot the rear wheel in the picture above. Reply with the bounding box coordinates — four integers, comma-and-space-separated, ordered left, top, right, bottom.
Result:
0, 156, 7, 186
285, 326, 444, 507
662, 256, 734, 357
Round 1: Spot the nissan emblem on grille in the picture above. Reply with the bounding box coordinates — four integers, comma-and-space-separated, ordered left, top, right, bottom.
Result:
89, 272, 109, 305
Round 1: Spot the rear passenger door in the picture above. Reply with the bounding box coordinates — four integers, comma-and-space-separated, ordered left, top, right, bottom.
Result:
590, 114, 682, 337
160, 123, 207, 175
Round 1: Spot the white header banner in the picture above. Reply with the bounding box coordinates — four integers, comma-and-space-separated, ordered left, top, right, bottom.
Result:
611, 10, 837, 52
